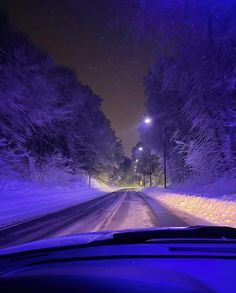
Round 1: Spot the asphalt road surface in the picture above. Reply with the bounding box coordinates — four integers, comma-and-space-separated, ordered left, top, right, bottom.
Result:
0, 190, 187, 248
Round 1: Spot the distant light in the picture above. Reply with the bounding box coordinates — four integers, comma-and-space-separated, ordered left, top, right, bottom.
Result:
138, 147, 143, 151
135, 159, 139, 162
144, 117, 152, 125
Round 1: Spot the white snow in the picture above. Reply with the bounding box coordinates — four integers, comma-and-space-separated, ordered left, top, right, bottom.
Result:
0, 178, 108, 228
142, 184, 236, 227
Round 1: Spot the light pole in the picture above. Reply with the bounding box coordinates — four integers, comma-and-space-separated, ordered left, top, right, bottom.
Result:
134, 165, 140, 187
148, 150, 152, 187
142, 116, 167, 188
137, 144, 152, 187
163, 126, 167, 189
142, 117, 153, 187
137, 146, 145, 186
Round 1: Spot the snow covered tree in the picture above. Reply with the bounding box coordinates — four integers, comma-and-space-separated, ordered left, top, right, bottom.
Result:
0, 9, 124, 184
133, 1, 236, 184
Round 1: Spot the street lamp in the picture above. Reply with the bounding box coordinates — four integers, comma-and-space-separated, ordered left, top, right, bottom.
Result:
141, 117, 153, 187
163, 126, 167, 189
143, 117, 167, 188
137, 145, 152, 187
134, 158, 141, 187
144, 116, 152, 125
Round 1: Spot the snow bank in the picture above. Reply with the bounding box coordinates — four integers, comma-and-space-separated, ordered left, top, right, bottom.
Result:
168, 177, 236, 200
0, 178, 107, 228
142, 187, 236, 227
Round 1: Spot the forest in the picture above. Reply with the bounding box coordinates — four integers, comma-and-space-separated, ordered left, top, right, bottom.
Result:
1, 0, 236, 188
131, 0, 236, 185
0, 9, 124, 186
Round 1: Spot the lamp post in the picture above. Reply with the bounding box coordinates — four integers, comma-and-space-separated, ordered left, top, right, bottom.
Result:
137, 146, 145, 186
134, 157, 141, 187
142, 117, 153, 187
142, 116, 168, 188
163, 126, 167, 189
137, 144, 152, 187
148, 150, 152, 187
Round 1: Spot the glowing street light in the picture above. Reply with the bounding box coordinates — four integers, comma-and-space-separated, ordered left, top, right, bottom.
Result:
144, 116, 152, 125
135, 159, 139, 162
138, 146, 143, 151
141, 116, 153, 187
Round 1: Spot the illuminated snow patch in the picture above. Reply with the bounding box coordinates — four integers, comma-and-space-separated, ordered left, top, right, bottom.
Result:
143, 187, 236, 227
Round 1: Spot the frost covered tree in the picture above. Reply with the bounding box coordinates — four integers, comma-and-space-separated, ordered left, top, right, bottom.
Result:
0, 10, 124, 184
124, 0, 236, 184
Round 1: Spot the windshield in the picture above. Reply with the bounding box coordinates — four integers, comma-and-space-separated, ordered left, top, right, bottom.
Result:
0, 0, 235, 249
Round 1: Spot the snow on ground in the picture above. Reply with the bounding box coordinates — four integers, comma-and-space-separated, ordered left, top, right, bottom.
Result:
166, 177, 236, 201
142, 184, 236, 227
0, 178, 108, 228
90, 177, 114, 192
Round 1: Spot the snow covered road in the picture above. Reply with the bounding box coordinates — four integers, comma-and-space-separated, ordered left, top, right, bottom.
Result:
0, 189, 187, 248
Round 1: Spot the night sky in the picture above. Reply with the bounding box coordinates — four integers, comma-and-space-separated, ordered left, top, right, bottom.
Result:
0, 0, 154, 155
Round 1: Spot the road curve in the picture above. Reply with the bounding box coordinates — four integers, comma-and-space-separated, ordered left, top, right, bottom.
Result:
0, 190, 187, 248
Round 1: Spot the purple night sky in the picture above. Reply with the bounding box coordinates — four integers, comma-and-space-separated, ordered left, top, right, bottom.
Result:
0, 0, 155, 155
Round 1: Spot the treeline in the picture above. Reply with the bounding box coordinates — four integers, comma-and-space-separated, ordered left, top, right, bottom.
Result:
0, 10, 124, 185
134, 0, 236, 184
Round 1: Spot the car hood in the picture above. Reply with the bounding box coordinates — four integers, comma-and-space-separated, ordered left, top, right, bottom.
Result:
0, 226, 235, 256
0, 231, 111, 255
0, 226, 185, 255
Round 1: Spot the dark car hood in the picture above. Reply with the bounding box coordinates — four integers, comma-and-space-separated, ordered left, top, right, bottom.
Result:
0, 226, 235, 256
0, 231, 111, 255
0, 226, 186, 255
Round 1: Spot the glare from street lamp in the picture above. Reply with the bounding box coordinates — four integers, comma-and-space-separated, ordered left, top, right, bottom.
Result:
144, 117, 152, 125
135, 159, 139, 162
138, 146, 143, 151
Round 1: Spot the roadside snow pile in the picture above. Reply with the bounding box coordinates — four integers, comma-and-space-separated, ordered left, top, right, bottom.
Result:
142, 187, 236, 227
167, 177, 236, 200
0, 178, 107, 228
